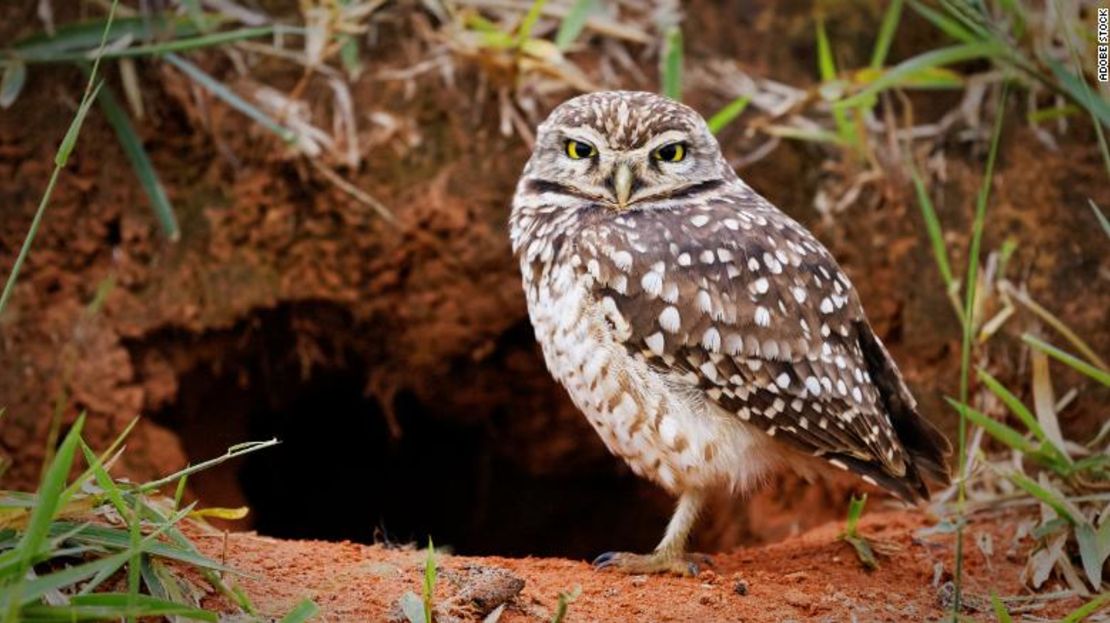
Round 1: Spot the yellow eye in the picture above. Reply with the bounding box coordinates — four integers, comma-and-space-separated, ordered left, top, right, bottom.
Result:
565, 139, 597, 160
652, 142, 687, 162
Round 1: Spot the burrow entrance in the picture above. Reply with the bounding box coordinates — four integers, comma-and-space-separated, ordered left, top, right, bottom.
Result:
132, 302, 671, 559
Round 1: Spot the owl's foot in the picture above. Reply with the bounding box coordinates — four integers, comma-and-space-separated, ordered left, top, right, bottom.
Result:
592, 550, 711, 577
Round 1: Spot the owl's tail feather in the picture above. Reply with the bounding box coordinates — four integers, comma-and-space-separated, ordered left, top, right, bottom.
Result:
826, 452, 929, 503
855, 321, 953, 502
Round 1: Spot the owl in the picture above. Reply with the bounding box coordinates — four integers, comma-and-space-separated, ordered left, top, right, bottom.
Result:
509, 91, 951, 575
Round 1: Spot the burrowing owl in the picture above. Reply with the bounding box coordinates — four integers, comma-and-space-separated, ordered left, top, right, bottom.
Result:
509, 91, 951, 575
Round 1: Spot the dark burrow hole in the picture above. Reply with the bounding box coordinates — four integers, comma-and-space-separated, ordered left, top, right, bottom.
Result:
142, 302, 668, 559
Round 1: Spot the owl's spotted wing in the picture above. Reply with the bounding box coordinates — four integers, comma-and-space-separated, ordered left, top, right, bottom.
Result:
575, 185, 950, 501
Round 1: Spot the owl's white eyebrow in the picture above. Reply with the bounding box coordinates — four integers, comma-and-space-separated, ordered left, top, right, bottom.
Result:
557, 126, 608, 148
645, 130, 689, 150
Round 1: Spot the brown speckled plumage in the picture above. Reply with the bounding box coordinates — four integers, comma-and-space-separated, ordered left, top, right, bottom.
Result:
509, 91, 950, 574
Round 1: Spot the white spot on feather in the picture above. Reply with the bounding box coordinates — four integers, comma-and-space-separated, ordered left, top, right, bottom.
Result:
702, 327, 722, 351
659, 306, 681, 333
641, 271, 663, 297
754, 306, 771, 327
612, 251, 633, 272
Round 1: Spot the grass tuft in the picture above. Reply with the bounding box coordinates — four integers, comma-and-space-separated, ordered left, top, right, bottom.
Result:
554, 0, 598, 50
423, 537, 437, 623
87, 72, 179, 240
706, 96, 751, 135
839, 494, 878, 570
0, 414, 311, 621
550, 585, 581, 623
950, 80, 1009, 615
399, 537, 438, 623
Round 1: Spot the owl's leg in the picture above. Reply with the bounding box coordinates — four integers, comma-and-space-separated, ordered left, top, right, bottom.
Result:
593, 489, 709, 576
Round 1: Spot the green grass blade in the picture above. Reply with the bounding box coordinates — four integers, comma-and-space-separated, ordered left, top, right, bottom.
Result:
555, 0, 597, 50
56, 520, 229, 572
816, 15, 838, 82
126, 497, 142, 623
1075, 523, 1106, 590
946, 398, 1038, 456
837, 42, 1001, 108
1023, 335, 1110, 387
1090, 199, 1110, 240
870, 65, 964, 89
951, 82, 1009, 617
422, 537, 436, 623
138, 557, 167, 602
173, 473, 189, 510
279, 598, 320, 623
15, 26, 286, 63
12, 16, 201, 59
990, 591, 1014, 623
335, 2, 362, 78
908, 161, 955, 288
906, 0, 979, 44
839, 494, 877, 569
1051, 0, 1110, 179
1007, 472, 1079, 524
60, 416, 137, 503
0, 61, 27, 108
706, 96, 750, 134
870, 0, 904, 69
163, 53, 297, 145
0, 79, 98, 320
1027, 105, 1081, 124
816, 15, 854, 145
516, 0, 549, 48
1060, 593, 1110, 623
550, 586, 580, 623
936, 0, 993, 40
13, 551, 133, 608
975, 370, 1047, 444
660, 26, 682, 101
78, 443, 128, 517
177, 0, 212, 33
1006, 287, 1110, 371
88, 75, 179, 240
763, 125, 846, 145
6, 415, 85, 597
137, 439, 279, 493
1046, 60, 1110, 130
0, 0, 121, 319
20, 593, 217, 622
844, 494, 866, 537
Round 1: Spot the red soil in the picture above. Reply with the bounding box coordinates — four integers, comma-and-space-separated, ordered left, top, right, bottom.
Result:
195, 509, 1083, 622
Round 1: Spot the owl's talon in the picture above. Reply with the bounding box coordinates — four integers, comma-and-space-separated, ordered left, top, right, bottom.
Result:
590, 551, 706, 577
687, 552, 714, 567
591, 551, 619, 568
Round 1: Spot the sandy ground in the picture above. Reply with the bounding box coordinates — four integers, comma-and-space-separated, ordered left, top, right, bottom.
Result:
193, 509, 1083, 622
0, 3, 1106, 620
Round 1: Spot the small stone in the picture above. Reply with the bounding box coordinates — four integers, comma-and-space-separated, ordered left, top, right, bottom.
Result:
783, 588, 811, 610
733, 579, 749, 596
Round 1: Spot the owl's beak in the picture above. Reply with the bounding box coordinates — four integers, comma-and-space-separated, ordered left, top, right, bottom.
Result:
612, 162, 634, 211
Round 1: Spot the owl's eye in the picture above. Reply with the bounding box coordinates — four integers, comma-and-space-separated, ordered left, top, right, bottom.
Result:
565, 139, 597, 160
652, 142, 687, 162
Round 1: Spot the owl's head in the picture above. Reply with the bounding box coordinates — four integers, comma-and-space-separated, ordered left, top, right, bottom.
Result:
522, 91, 734, 213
